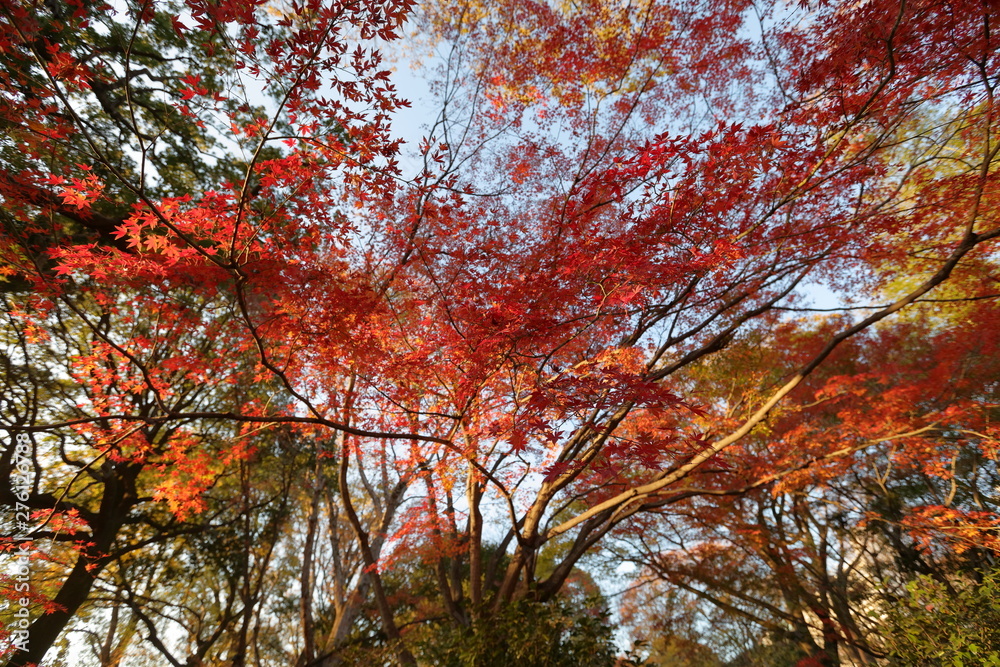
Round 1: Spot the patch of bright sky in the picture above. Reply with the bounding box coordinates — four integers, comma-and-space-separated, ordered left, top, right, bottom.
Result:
382, 45, 443, 176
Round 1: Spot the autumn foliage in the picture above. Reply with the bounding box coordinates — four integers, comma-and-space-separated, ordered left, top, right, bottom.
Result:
0, 0, 998, 664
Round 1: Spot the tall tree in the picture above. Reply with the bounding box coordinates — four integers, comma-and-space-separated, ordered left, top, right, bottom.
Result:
0, 0, 998, 663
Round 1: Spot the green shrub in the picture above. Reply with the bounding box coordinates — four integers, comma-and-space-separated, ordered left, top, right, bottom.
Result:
881, 569, 1000, 666
413, 597, 620, 667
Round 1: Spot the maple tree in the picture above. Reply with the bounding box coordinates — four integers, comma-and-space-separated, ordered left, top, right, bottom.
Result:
0, 0, 999, 664
615, 296, 1000, 666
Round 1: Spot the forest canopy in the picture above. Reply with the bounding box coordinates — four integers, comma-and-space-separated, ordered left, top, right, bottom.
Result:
0, 0, 998, 665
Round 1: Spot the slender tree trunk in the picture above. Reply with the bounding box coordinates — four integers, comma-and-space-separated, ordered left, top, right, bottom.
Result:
468, 478, 484, 612
338, 434, 416, 666
296, 465, 323, 667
